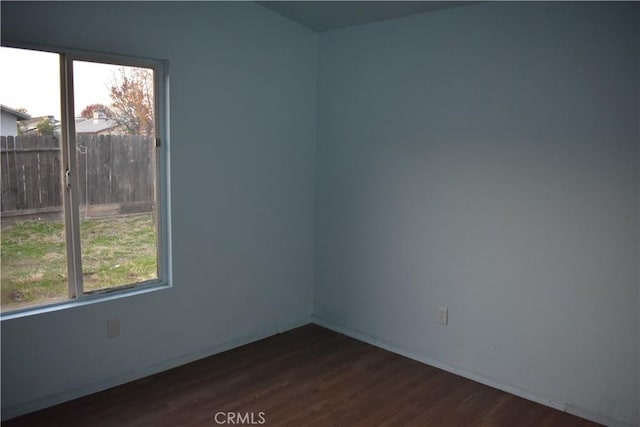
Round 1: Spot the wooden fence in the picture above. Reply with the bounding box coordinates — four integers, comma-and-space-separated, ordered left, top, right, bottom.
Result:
1, 134, 155, 221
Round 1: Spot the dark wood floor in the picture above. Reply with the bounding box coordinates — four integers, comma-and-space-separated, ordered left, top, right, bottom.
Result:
4, 324, 599, 427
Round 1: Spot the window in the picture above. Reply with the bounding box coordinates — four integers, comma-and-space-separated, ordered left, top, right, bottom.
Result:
1, 45, 169, 313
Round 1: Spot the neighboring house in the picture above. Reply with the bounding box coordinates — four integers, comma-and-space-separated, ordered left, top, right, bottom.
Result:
75, 111, 123, 135
12, 110, 122, 136
18, 115, 60, 136
0, 104, 30, 136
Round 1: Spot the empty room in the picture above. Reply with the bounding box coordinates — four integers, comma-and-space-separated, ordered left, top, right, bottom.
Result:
1, 1, 638, 426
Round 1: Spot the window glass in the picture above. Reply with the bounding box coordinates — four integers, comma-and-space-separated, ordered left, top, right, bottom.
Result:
73, 61, 158, 293
1, 47, 68, 311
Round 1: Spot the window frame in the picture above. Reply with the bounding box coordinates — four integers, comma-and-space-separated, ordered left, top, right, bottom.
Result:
1, 42, 172, 317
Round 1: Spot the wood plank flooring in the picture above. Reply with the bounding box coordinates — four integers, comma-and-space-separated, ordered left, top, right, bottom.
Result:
3, 324, 600, 426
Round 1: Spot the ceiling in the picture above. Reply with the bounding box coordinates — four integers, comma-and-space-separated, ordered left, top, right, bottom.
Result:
257, 1, 479, 32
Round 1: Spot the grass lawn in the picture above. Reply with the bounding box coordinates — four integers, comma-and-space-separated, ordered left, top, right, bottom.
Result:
1, 214, 157, 311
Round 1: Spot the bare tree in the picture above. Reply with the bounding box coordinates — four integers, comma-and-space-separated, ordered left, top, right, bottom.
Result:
109, 67, 154, 137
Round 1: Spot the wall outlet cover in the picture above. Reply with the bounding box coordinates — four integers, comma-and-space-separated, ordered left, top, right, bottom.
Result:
438, 306, 448, 325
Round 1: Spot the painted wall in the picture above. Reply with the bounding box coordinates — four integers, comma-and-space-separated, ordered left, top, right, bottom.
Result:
1, 111, 19, 136
1, 1, 317, 419
314, 2, 639, 425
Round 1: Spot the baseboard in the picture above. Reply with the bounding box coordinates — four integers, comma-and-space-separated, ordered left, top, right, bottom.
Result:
1, 317, 311, 421
311, 314, 634, 427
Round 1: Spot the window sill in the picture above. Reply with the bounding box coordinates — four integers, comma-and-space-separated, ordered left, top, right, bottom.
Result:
0, 281, 172, 321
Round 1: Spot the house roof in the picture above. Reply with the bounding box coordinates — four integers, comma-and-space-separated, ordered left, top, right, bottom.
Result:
1, 104, 31, 120
75, 117, 119, 134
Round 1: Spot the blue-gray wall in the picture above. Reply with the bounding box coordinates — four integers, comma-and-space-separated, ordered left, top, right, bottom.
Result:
1, 1, 317, 419
314, 2, 639, 425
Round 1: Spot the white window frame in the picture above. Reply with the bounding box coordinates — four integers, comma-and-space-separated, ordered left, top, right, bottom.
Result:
1, 42, 172, 317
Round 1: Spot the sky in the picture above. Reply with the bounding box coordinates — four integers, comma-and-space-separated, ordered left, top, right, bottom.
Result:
0, 47, 127, 119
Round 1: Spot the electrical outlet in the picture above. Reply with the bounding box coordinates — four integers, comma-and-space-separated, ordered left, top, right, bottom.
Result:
437, 306, 448, 325
107, 319, 120, 338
